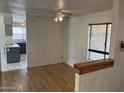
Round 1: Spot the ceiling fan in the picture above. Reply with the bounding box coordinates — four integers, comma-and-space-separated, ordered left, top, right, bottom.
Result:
52, 9, 72, 22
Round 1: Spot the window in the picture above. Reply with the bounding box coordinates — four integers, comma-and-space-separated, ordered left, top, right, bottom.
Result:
88, 23, 112, 60
12, 27, 26, 39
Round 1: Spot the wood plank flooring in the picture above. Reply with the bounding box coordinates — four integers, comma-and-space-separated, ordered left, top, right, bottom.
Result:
0, 63, 75, 92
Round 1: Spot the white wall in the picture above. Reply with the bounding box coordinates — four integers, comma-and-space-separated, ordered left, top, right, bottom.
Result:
66, 10, 112, 66
75, 0, 124, 91
27, 16, 66, 67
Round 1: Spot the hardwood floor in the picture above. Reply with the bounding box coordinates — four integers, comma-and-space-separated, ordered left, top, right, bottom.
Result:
0, 63, 75, 92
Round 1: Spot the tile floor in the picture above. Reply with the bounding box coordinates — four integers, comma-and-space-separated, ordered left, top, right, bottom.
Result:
1, 54, 27, 72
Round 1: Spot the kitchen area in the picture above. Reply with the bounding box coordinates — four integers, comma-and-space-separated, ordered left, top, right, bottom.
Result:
0, 14, 27, 72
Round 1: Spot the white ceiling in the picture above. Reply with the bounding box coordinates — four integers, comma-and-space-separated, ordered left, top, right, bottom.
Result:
0, 0, 113, 21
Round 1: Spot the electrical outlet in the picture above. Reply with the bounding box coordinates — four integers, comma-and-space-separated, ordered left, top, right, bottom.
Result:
60, 56, 63, 59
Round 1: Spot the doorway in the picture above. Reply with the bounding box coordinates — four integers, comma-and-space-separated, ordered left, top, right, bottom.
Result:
1, 15, 27, 72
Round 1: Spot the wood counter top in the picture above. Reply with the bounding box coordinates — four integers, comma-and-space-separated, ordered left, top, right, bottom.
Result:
74, 58, 114, 75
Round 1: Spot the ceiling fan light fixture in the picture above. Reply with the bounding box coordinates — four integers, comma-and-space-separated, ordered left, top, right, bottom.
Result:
53, 11, 66, 23
53, 16, 64, 22
54, 17, 59, 22
54, 15, 64, 22
58, 16, 63, 22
